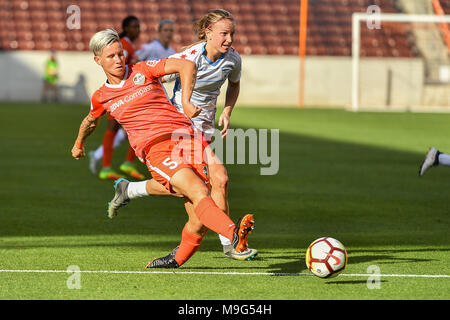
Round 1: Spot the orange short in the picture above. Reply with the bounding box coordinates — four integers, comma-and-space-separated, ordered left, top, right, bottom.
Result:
144, 136, 210, 193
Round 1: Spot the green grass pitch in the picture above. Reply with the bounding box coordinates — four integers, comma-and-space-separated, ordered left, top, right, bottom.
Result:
0, 102, 449, 300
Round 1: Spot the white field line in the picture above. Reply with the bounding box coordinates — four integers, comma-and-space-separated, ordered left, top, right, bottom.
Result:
0, 269, 449, 278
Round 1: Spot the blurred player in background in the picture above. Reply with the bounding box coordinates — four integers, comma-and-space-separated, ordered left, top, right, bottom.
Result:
110, 9, 258, 261
88, 15, 145, 181
89, 19, 177, 176
136, 19, 176, 61
71, 28, 255, 269
419, 147, 450, 176
41, 50, 59, 102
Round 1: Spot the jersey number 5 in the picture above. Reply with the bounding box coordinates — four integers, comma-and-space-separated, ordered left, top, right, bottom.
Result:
162, 157, 178, 170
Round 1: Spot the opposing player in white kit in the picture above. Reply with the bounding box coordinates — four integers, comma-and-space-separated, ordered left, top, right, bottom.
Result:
419, 147, 450, 176
108, 9, 258, 261
136, 19, 176, 61
88, 19, 176, 175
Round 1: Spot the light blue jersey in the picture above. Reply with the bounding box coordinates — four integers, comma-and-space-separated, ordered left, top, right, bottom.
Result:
165, 42, 241, 140
136, 40, 176, 60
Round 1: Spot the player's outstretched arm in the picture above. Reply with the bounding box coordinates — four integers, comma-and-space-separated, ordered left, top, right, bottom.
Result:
164, 58, 201, 118
71, 114, 99, 160
219, 80, 240, 138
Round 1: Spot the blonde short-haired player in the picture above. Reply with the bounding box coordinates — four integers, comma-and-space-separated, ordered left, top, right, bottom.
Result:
89, 19, 176, 178
109, 9, 258, 261
87, 16, 145, 181
71, 28, 255, 269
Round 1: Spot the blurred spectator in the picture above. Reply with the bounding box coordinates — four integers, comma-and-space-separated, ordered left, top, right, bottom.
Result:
120, 15, 141, 65
41, 50, 58, 102
136, 19, 175, 60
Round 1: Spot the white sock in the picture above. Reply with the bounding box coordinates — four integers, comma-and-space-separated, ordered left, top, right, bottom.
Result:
127, 180, 149, 199
219, 234, 232, 246
93, 145, 103, 161
114, 128, 127, 148
438, 153, 450, 166
93, 129, 127, 161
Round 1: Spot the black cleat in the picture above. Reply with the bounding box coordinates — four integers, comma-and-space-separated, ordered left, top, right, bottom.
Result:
145, 247, 180, 269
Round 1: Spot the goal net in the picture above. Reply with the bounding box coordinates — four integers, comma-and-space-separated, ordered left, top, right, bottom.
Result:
352, 13, 450, 111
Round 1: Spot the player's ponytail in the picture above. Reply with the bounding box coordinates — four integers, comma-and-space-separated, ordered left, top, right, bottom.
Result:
181, 9, 235, 51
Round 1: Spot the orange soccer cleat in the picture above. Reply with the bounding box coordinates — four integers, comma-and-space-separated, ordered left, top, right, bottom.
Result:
232, 214, 255, 253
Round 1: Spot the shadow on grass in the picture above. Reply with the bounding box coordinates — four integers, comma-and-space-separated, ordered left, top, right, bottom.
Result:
265, 249, 439, 274
2, 104, 450, 254
349, 255, 435, 264
349, 248, 450, 253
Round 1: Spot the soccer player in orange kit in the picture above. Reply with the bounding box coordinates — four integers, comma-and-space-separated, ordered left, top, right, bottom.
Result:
71, 29, 255, 268
93, 16, 145, 181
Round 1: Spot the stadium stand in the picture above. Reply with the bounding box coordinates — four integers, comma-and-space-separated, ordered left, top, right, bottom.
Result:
0, 0, 429, 57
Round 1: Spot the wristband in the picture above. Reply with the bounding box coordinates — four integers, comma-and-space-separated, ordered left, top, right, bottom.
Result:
75, 141, 84, 149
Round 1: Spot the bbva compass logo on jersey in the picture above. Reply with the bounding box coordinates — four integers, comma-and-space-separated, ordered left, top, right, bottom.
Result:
133, 73, 145, 85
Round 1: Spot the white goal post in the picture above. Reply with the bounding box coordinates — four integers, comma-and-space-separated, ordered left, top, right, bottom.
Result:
352, 13, 450, 111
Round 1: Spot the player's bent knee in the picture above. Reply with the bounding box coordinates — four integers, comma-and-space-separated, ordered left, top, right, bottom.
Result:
188, 184, 210, 204
211, 170, 228, 190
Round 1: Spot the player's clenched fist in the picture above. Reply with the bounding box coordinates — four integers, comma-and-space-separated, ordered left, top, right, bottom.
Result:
72, 141, 85, 160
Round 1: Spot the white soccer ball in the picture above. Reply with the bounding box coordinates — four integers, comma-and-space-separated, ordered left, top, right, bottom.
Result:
305, 237, 348, 278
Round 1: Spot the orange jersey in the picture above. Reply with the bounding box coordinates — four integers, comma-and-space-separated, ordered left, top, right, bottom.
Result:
90, 59, 193, 160
121, 36, 137, 65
